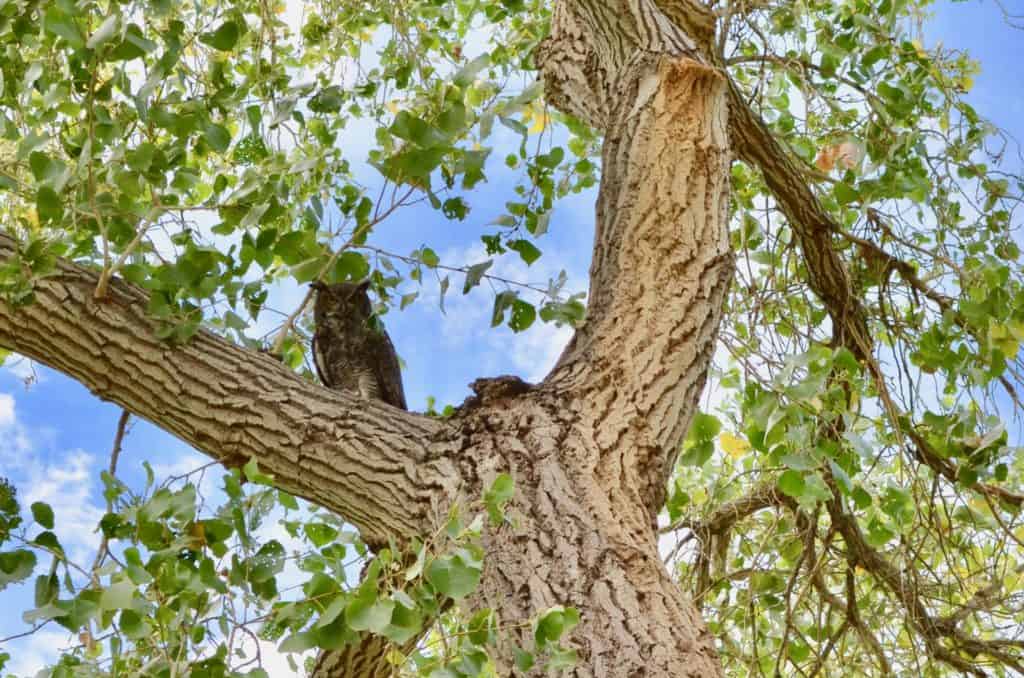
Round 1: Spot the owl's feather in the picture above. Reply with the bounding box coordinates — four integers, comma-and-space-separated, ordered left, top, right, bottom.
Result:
311, 281, 407, 410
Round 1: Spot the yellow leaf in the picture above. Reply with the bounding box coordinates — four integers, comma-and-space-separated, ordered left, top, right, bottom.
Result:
911, 39, 928, 59
523, 102, 548, 134
720, 432, 751, 459
988, 320, 1021, 358
386, 100, 399, 113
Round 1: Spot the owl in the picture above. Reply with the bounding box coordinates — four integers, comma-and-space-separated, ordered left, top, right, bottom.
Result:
310, 280, 407, 410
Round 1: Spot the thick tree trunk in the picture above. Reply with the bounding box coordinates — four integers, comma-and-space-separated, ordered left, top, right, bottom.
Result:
0, 1, 740, 676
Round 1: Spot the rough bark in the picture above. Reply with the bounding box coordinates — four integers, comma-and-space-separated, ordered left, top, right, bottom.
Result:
0, 0, 743, 676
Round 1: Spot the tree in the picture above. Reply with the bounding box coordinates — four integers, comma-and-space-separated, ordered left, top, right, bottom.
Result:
0, 0, 1022, 676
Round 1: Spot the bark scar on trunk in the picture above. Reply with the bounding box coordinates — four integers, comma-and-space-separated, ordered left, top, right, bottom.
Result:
464, 375, 534, 409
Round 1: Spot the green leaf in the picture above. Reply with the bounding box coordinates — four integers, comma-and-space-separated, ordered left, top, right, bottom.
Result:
381, 601, 422, 644
305, 523, 338, 548
29, 152, 67, 188
242, 458, 274, 485
204, 123, 231, 153
536, 147, 565, 168
30, 502, 54, 529
866, 519, 895, 547
852, 486, 873, 509
418, 248, 440, 268
309, 86, 345, 114
0, 550, 37, 591
509, 239, 541, 265
547, 647, 579, 671
777, 470, 806, 498
540, 298, 586, 327
278, 632, 318, 653
391, 111, 445, 147
44, 8, 85, 49
687, 412, 721, 443
491, 291, 516, 328
513, 647, 535, 672
679, 441, 714, 467
463, 260, 493, 293
107, 24, 156, 61
36, 187, 63, 223
442, 197, 468, 220
119, 609, 148, 639
346, 588, 394, 633
199, 21, 241, 51
100, 580, 135, 611
33, 573, 58, 607
834, 182, 859, 206
829, 460, 853, 494
86, 14, 119, 50
453, 54, 491, 87
484, 473, 514, 525
426, 549, 482, 599
509, 299, 536, 332
534, 606, 580, 648
386, 147, 445, 181
314, 595, 348, 628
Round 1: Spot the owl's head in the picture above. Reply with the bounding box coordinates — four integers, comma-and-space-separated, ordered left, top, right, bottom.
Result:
311, 280, 373, 325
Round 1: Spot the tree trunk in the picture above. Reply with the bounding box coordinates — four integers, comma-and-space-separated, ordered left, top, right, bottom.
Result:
0, 0, 740, 675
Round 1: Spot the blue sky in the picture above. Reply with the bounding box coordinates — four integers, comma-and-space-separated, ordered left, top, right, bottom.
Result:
1, 1, 1022, 674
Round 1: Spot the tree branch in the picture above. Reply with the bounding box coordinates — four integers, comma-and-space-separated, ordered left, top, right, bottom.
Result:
0, 231, 457, 546
725, 79, 872, 361
828, 493, 1024, 674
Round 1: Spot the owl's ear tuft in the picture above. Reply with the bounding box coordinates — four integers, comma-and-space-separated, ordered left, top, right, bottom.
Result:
310, 280, 327, 292
356, 279, 372, 293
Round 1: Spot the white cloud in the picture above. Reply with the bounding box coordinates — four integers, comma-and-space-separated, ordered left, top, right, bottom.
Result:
0, 400, 33, 463
0, 392, 15, 428
3, 628, 77, 678
508, 321, 573, 382
19, 450, 105, 558
0, 392, 104, 563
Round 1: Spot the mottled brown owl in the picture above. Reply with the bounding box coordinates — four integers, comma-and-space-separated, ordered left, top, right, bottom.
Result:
311, 280, 407, 410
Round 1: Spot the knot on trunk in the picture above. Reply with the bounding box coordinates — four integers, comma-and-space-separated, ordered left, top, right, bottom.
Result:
463, 375, 533, 410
